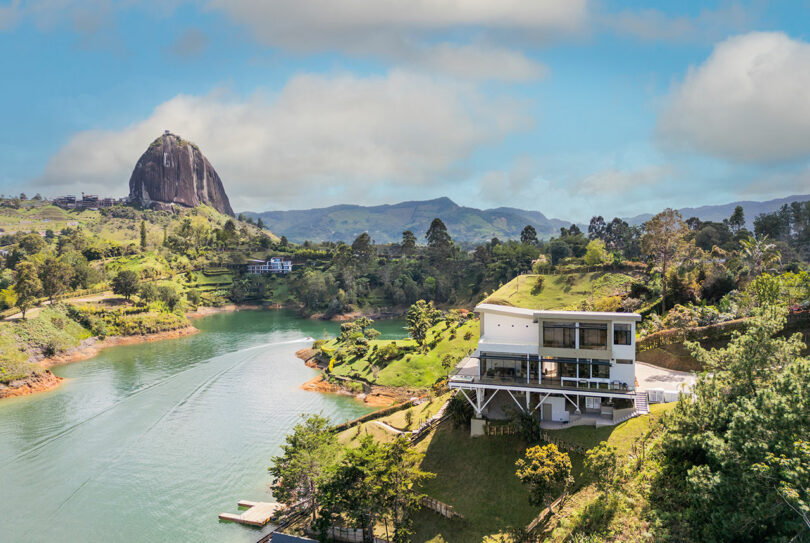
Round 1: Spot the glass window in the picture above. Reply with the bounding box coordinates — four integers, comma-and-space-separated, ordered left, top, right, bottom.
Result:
543, 322, 576, 348
616, 358, 633, 365
579, 323, 608, 350
592, 363, 610, 379
578, 361, 591, 379
560, 361, 577, 378
585, 397, 601, 409
614, 323, 632, 345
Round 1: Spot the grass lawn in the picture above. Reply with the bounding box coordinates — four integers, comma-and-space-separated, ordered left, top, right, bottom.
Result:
408, 404, 675, 542
382, 392, 452, 430
335, 393, 453, 447
483, 272, 634, 310
326, 320, 479, 388
411, 423, 538, 543
546, 403, 675, 456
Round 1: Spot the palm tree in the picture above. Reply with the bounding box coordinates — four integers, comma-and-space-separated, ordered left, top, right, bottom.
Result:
739, 235, 781, 276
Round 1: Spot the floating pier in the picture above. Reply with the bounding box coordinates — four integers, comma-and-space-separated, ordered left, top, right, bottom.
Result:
218, 500, 283, 527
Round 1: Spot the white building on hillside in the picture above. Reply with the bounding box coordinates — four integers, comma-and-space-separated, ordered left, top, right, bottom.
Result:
449, 304, 643, 434
246, 257, 293, 274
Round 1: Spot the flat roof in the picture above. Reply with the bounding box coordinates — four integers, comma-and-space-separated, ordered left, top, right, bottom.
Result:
475, 303, 641, 322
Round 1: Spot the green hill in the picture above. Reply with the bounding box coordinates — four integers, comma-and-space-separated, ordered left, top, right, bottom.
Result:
245, 197, 571, 244
482, 272, 635, 310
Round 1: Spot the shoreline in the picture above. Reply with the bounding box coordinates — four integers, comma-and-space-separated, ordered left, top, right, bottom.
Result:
295, 348, 418, 407
1, 326, 200, 400
1, 303, 407, 402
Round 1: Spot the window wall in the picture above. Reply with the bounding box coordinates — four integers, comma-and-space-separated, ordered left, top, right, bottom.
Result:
543, 322, 576, 348
579, 323, 608, 350
613, 324, 632, 346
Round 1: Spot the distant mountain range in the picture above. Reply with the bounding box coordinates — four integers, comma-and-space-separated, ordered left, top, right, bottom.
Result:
244, 194, 810, 244
624, 193, 810, 228
244, 197, 570, 244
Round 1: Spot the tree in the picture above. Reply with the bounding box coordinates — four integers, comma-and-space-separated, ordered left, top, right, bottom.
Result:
319, 435, 433, 543
425, 218, 452, 261
728, 205, 745, 234
269, 414, 341, 522
186, 288, 201, 306
584, 442, 618, 494
14, 260, 41, 318
406, 300, 441, 346
256, 217, 265, 229
140, 220, 147, 251
583, 239, 610, 266
18, 233, 46, 255
319, 435, 386, 543
138, 282, 159, 304
657, 307, 810, 541
740, 235, 780, 277
548, 239, 571, 266
520, 225, 538, 246
588, 216, 607, 240
157, 285, 180, 311
111, 270, 139, 300
39, 256, 73, 303
641, 209, 686, 313
515, 443, 573, 509
351, 232, 373, 265
400, 230, 416, 256
378, 436, 434, 543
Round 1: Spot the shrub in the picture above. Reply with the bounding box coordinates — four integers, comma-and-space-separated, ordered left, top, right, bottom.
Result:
376, 342, 400, 363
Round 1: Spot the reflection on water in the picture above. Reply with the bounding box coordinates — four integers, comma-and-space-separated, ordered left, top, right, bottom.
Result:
0, 310, 405, 543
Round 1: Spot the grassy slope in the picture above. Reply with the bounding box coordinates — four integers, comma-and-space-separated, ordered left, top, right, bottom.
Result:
483, 272, 634, 310
0, 306, 92, 382
336, 392, 453, 447
410, 403, 675, 543
0, 203, 278, 245
540, 403, 675, 542
412, 424, 539, 543
326, 319, 479, 388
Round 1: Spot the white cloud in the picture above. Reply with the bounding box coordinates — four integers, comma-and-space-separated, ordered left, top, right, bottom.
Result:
204, 0, 584, 80
205, 0, 588, 47
0, 0, 21, 30
604, 4, 752, 43
658, 32, 810, 162
33, 71, 530, 210
572, 165, 671, 194
411, 43, 546, 82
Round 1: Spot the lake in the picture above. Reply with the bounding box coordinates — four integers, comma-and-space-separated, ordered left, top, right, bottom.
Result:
0, 310, 406, 543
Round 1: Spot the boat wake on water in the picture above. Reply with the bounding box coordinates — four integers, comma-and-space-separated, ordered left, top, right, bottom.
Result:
0, 337, 313, 469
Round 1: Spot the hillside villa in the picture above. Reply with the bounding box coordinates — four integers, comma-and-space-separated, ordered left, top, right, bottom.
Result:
246, 257, 293, 274
450, 304, 647, 435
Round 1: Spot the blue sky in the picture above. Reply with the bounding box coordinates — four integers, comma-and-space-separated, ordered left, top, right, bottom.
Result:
1, 0, 810, 221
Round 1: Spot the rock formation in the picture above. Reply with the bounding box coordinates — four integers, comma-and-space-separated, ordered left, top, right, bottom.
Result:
128, 131, 234, 216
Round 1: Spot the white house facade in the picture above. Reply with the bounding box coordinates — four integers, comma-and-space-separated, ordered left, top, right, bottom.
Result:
246, 257, 293, 274
449, 303, 643, 434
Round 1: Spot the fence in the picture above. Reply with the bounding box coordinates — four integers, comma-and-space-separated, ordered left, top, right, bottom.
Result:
484, 423, 587, 455
331, 400, 414, 433
421, 496, 464, 520
529, 262, 646, 276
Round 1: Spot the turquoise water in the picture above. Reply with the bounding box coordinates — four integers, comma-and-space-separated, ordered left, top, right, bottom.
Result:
0, 310, 406, 543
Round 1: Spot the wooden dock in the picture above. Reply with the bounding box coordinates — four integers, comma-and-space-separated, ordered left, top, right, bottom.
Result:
219, 500, 283, 527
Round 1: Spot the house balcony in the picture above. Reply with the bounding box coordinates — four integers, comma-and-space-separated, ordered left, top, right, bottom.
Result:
449, 357, 635, 399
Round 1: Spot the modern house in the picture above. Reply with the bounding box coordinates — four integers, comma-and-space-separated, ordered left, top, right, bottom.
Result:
449, 303, 643, 435
246, 257, 293, 274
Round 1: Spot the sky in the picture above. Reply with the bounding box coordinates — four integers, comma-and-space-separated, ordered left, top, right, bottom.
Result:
1, 0, 810, 221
